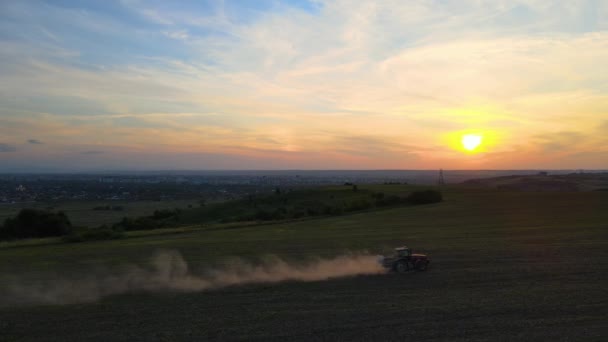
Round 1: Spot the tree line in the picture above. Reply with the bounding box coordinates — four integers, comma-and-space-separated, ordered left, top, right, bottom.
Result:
1, 189, 442, 242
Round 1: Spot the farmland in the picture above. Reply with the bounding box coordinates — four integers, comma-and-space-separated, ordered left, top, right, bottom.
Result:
1, 185, 607, 341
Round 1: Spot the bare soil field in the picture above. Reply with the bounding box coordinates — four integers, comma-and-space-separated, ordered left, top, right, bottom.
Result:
1, 186, 607, 341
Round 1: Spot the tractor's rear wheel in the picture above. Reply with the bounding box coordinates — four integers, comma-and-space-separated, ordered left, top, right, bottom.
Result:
395, 261, 409, 273
415, 261, 429, 271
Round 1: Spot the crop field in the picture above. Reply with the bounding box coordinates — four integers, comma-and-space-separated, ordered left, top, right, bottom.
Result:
1, 185, 607, 341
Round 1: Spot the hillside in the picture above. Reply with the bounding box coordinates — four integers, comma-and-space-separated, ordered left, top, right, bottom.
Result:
462, 172, 608, 191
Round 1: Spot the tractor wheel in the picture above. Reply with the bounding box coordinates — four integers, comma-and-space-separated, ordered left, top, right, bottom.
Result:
415, 261, 429, 271
395, 261, 409, 273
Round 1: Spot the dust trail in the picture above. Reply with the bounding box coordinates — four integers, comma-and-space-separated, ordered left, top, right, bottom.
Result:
0, 250, 384, 307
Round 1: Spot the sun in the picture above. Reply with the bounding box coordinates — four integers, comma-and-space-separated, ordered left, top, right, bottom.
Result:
461, 134, 483, 151
444, 129, 495, 154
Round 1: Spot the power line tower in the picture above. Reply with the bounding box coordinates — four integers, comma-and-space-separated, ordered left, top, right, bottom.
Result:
438, 169, 445, 186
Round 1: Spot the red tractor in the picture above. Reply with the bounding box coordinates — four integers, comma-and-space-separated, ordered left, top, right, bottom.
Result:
379, 246, 430, 273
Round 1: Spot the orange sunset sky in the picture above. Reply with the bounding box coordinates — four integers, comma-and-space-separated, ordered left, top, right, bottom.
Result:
1, 1, 607, 171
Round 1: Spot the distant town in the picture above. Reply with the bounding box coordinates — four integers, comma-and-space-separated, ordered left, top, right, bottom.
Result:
0, 171, 421, 204
1, 170, 600, 204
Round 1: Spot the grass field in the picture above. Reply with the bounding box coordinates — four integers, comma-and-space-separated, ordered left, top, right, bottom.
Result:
1, 185, 607, 341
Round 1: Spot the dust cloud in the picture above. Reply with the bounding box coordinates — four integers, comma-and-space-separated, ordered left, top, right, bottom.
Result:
1, 250, 384, 307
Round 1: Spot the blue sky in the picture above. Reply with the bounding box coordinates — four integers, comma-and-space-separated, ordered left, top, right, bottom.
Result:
0, 0, 607, 171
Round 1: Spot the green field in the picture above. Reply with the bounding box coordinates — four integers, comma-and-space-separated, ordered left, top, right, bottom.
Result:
1, 185, 607, 341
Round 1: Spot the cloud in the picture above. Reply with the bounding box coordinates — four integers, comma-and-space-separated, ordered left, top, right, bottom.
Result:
331, 135, 418, 158
82, 150, 104, 155
0, 143, 17, 152
27, 139, 43, 144
0, 1, 607, 169
533, 131, 587, 152
163, 30, 189, 40
561, 151, 608, 168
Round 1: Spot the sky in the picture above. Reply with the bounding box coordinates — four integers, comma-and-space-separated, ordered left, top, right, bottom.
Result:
0, 0, 607, 171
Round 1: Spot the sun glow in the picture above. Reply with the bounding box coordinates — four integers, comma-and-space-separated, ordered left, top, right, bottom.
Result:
461, 134, 483, 151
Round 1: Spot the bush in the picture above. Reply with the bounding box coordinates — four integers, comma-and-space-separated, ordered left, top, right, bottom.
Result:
291, 209, 307, 219
407, 190, 443, 205
93, 205, 124, 211
306, 207, 318, 216
375, 195, 405, 207
63, 226, 125, 243
152, 209, 179, 220
345, 199, 372, 212
254, 208, 286, 221
82, 227, 124, 240
325, 205, 343, 215
113, 217, 160, 231
254, 209, 273, 221
62, 233, 86, 243
371, 192, 385, 200
0, 209, 73, 240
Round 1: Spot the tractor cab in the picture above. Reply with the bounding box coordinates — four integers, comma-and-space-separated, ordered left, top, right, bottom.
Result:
395, 247, 411, 258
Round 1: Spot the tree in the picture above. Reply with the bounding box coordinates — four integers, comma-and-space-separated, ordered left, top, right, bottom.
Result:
0, 209, 73, 240
407, 190, 443, 205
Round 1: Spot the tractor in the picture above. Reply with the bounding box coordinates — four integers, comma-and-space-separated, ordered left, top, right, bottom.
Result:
378, 246, 430, 272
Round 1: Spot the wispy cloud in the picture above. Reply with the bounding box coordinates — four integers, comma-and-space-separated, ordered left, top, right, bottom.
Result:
163, 30, 189, 40
534, 132, 587, 153
0, 143, 17, 152
27, 139, 43, 144
0, 0, 606, 169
